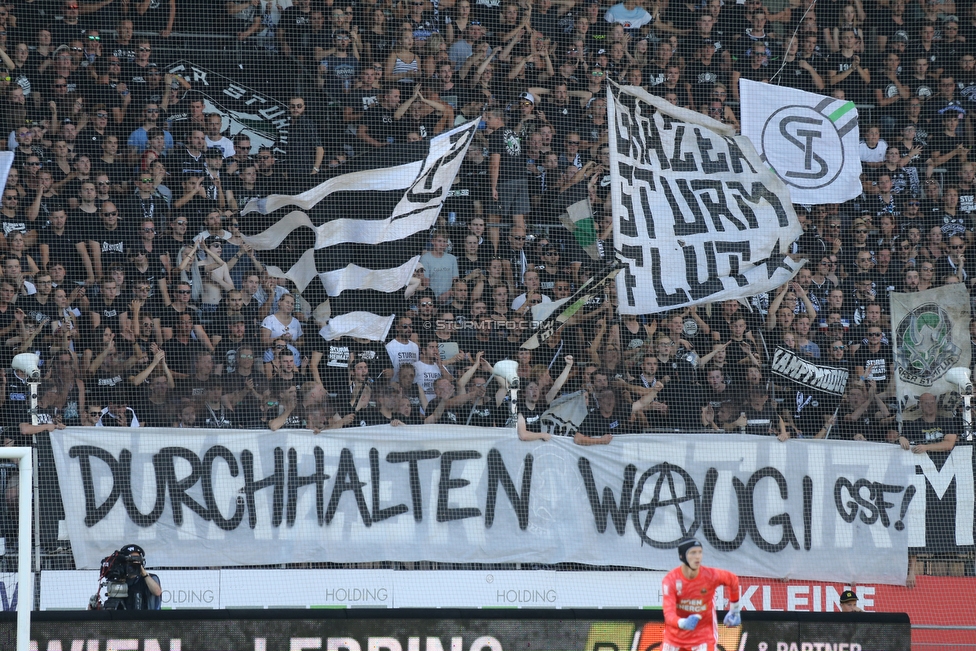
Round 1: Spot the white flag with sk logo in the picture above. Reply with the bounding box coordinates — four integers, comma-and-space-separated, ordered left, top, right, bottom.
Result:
739, 79, 862, 204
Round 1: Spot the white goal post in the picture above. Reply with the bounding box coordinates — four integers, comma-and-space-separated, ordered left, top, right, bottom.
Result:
0, 447, 32, 651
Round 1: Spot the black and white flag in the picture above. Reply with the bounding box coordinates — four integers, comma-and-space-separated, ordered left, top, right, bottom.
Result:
540, 390, 590, 436
240, 121, 479, 340
607, 83, 803, 315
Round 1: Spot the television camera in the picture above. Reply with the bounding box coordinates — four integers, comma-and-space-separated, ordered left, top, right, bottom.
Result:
88, 545, 148, 610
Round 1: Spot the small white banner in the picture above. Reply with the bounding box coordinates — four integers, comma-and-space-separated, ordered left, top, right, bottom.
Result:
0, 152, 13, 197
40, 570, 220, 610
50, 428, 914, 584
607, 83, 803, 315
739, 79, 862, 205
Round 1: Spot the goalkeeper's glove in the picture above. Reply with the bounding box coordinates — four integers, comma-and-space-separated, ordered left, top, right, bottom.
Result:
723, 601, 742, 627
678, 614, 701, 631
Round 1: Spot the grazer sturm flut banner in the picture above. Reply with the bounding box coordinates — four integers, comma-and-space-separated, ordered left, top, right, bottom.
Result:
739, 79, 862, 205
51, 428, 916, 584
164, 61, 290, 157
889, 283, 972, 404
239, 121, 479, 341
607, 83, 804, 315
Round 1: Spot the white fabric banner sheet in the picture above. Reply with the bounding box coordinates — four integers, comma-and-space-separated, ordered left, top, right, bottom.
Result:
50, 428, 913, 584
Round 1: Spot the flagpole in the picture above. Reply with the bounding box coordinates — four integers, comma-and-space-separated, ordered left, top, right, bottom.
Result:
823, 407, 839, 439
491, 361, 520, 428
466, 396, 481, 426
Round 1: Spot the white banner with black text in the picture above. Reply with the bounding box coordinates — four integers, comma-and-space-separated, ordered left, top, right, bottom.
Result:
607, 83, 803, 315
50, 428, 917, 584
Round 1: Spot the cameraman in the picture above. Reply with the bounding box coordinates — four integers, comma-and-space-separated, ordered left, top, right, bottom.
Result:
119, 544, 162, 610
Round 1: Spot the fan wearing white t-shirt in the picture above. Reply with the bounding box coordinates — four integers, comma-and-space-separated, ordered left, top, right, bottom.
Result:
386, 315, 420, 381
413, 340, 445, 401
419, 231, 460, 303
604, 0, 653, 31
511, 269, 552, 310
859, 125, 888, 169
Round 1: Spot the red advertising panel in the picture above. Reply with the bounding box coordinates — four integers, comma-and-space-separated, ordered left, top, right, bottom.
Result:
737, 576, 975, 624
737, 575, 976, 648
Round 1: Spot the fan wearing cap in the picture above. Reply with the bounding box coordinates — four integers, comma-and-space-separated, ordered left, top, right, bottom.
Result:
117, 543, 162, 610
839, 589, 863, 612
658, 538, 742, 651
925, 69, 964, 124
514, 91, 538, 128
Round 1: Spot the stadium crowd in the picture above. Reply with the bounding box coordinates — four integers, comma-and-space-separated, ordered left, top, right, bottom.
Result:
0, 0, 971, 451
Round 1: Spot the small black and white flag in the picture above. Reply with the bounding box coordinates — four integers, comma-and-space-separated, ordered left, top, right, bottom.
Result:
240, 120, 479, 341
769, 346, 850, 397
540, 390, 590, 436
522, 262, 623, 350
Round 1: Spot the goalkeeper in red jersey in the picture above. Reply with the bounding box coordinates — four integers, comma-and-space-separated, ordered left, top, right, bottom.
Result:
661, 538, 742, 651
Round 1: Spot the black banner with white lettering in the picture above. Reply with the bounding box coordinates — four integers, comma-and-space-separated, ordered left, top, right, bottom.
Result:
770, 347, 850, 397
0, 609, 911, 651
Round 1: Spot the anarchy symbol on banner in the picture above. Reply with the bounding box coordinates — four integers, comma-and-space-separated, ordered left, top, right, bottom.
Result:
631, 463, 701, 548
760, 103, 853, 191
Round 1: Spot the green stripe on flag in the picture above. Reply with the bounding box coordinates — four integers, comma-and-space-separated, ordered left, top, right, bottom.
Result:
561, 297, 588, 320
828, 102, 856, 123
574, 218, 597, 247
